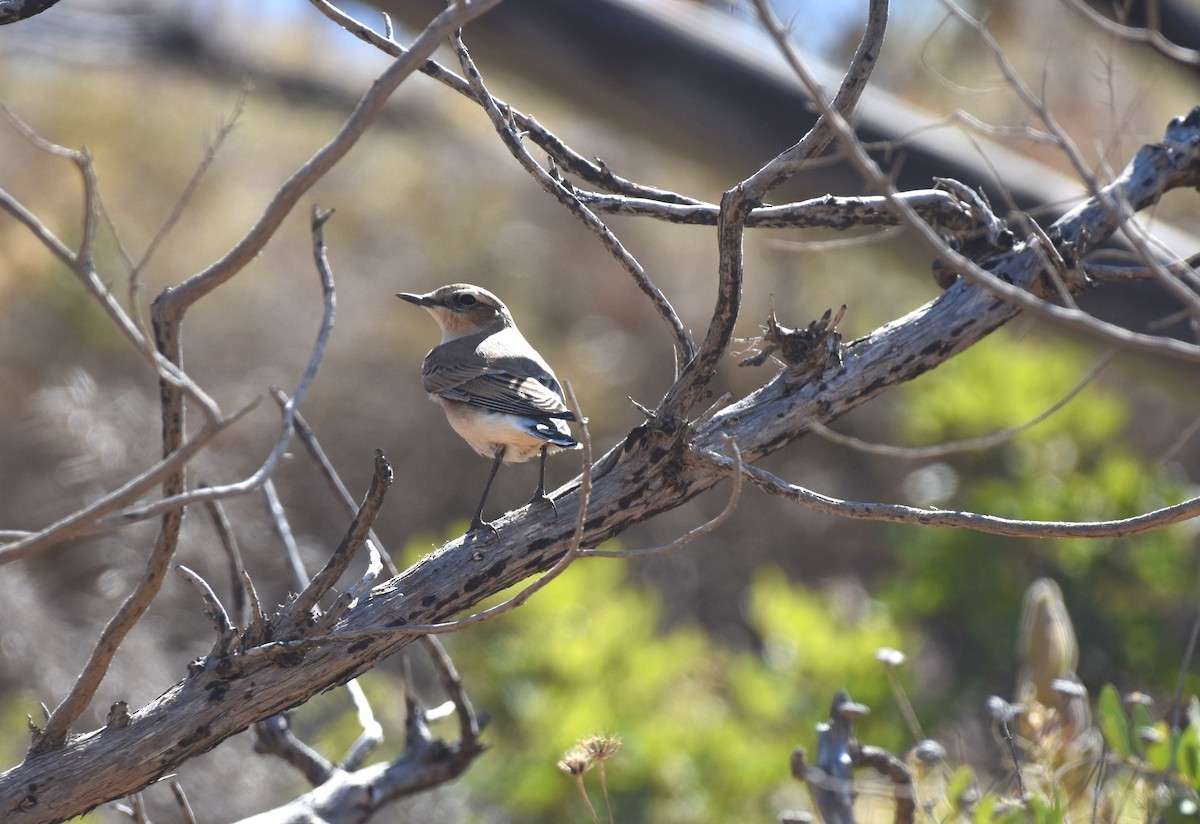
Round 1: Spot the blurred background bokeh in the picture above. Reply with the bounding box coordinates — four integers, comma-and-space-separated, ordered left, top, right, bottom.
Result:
1, 0, 1199, 820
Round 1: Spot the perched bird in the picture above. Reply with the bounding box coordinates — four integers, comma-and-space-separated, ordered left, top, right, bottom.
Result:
398, 283, 580, 534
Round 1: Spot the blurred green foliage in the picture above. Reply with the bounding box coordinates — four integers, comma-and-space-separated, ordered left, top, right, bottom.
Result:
884, 330, 1198, 698
417, 558, 911, 823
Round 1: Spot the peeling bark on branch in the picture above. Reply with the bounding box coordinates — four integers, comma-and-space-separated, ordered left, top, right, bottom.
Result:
2, 109, 1198, 822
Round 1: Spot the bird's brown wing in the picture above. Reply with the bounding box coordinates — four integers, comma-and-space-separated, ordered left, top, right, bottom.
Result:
423, 361, 576, 420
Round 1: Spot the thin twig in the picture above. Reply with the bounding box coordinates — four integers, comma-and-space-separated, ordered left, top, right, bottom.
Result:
0, 102, 224, 411
175, 565, 239, 656
758, 0, 1200, 364
452, 30, 694, 376
170, 782, 196, 824
807, 350, 1115, 459
340, 679, 384, 771
0, 404, 253, 565
126, 87, 249, 337
1160, 411, 1200, 466
271, 386, 396, 577
659, 0, 888, 422
938, 0, 1200, 324
307, 0, 706, 206
421, 634, 482, 748
1059, 0, 1200, 65
700, 448, 1200, 539
282, 450, 393, 631
153, 0, 504, 318
202, 494, 249, 629
264, 478, 308, 593
92, 205, 342, 530
582, 439, 741, 558
1170, 607, 1200, 735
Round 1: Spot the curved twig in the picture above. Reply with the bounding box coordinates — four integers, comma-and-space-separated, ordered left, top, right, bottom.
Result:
702, 449, 1200, 539
306, 0, 706, 207
92, 206, 341, 530
808, 349, 1115, 459
658, 0, 889, 422
758, 0, 1200, 363
153, 0, 503, 319
452, 30, 694, 376
1059, 0, 1200, 66
582, 439, 742, 558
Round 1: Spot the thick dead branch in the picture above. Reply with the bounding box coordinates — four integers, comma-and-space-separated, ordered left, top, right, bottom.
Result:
3, 106, 1199, 821
235, 636, 484, 824
0, 0, 61, 24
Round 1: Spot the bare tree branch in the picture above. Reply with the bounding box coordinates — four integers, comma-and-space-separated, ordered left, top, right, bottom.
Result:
1060, 0, 1200, 65
202, 495, 249, 629
702, 450, 1200, 539
658, 0, 889, 423
451, 29, 694, 377
307, 0, 707, 206
152, 0, 503, 319
235, 634, 484, 824
279, 450, 393, 632
756, 2, 1200, 363
271, 387, 396, 577
0, 0, 62, 25
253, 714, 335, 788
4, 1, 1200, 818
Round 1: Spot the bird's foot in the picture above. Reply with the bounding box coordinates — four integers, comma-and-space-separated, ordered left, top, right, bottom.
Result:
527, 491, 559, 518
467, 516, 500, 541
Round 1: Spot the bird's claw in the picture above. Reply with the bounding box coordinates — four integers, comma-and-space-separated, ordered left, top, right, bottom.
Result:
528, 492, 559, 518
467, 517, 500, 541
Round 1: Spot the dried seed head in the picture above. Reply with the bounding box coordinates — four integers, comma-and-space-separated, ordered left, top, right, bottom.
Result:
581, 733, 622, 761
557, 747, 593, 776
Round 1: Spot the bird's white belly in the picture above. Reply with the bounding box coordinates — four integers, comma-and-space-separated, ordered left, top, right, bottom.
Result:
437, 400, 553, 463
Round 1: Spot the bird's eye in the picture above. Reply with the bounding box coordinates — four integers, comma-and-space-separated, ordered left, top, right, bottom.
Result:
458, 294, 478, 307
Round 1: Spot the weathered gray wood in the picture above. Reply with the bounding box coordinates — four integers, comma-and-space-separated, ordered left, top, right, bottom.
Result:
2, 110, 1198, 824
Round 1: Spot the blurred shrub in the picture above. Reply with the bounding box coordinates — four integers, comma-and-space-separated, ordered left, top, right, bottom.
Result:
884, 331, 1198, 699
419, 556, 911, 823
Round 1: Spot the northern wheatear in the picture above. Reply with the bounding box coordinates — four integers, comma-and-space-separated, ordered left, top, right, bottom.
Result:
398, 283, 580, 534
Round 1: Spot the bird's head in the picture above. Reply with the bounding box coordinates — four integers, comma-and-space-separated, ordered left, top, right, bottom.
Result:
398, 283, 513, 341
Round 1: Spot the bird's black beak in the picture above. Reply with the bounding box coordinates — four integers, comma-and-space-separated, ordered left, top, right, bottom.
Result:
397, 292, 433, 306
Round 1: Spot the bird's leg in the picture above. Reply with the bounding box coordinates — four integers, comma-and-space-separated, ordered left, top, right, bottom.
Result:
527, 445, 559, 517
470, 447, 505, 536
